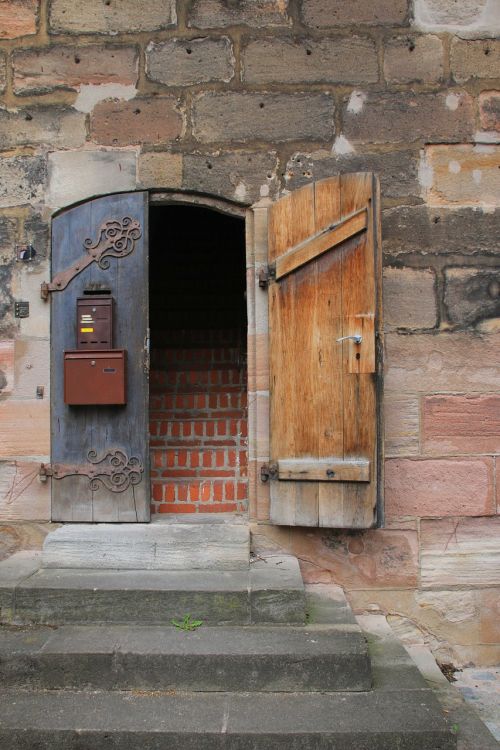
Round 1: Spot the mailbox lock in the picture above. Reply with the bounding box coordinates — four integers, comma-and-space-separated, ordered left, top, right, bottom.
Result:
91, 360, 96, 366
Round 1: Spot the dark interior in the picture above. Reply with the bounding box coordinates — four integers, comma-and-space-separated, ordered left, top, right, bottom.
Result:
149, 205, 247, 351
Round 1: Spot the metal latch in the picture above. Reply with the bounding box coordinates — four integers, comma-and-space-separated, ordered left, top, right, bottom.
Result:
260, 462, 278, 482
258, 265, 276, 289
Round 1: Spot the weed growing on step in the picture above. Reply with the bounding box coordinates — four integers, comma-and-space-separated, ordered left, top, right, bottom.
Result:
171, 614, 203, 631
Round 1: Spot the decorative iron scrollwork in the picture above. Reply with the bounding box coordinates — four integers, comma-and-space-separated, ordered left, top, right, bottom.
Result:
41, 216, 142, 299
40, 449, 144, 493
84, 217, 142, 270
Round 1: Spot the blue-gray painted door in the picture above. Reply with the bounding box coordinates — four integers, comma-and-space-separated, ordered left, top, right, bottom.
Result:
50, 192, 150, 522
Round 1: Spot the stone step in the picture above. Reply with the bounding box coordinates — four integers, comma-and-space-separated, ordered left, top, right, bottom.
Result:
0, 553, 304, 626
0, 688, 456, 749
41, 517, 250, 571
0, 624, 371, 692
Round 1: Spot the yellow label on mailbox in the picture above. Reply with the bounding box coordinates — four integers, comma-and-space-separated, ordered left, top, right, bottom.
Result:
81, 327, 94, 333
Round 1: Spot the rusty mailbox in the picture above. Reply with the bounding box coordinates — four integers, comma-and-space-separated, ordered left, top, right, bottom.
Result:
64, 294, 127, 405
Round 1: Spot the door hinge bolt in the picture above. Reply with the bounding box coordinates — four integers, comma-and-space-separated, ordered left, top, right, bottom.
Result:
260, 462, 278, 482
258, 265, 276, 289
39, 463, 53, 482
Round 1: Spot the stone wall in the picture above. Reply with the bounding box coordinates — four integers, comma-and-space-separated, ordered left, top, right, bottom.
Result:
0, 0, 499, 665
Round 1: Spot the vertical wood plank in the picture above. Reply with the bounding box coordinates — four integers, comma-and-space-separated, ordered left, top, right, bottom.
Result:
51, 192, 149, 523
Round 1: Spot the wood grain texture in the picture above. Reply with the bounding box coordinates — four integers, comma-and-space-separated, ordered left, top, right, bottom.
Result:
277, 458, 370, 482
50, 192, 150, 523
274, 209, 367, 281
268, 175, 380, 528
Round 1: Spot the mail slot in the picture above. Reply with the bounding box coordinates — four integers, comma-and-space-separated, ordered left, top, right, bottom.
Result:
64, 350, 126, 405
77, 296, 113, 350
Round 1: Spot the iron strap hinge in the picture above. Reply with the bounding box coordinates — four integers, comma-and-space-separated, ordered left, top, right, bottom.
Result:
39, 450, 144, 493
260, 462, 278, 482
41, 216, 142, 300
258, 264, 276, 289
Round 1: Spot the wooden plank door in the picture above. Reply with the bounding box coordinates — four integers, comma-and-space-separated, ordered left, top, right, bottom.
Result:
267, 174, 382, 528
50, 192, 150, 522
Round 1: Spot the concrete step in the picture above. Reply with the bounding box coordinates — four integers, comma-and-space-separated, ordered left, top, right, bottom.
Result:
41, 516, 250, 571
0, 553, 305, 626
0, 688, 456, 749
0, 624, 371, 692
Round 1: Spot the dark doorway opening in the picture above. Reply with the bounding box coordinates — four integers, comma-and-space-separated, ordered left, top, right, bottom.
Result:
148, 205, 248, 515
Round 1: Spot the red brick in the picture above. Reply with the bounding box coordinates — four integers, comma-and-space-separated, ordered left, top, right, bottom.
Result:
200, 482, 211, 502
0, 0, 38, 38
385, 458, 495, 519
213, 482, 224, 501
225, 483, 235, 501
164, 485, 175, 502
237, 482, 247, 500
479, 91, 500, 133
423, 394, 500, 455
203, 502, 238, 512
91, 97, 183, 146
13, 45, 138, 95
158, 503, 196, 513
188, 483, 200, 501
152, 483, 162, 502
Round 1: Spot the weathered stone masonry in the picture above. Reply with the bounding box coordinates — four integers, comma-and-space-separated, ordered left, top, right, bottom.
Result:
0, 0, 499, 665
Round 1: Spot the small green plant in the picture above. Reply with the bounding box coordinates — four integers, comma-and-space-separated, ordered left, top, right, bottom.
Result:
171, 614, 203, 631
451, 724, 460, 735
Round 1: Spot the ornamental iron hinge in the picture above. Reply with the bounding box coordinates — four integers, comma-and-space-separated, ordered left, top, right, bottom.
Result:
258, 264, 276, 289
260, 462, 278, 482
39, 449, 144, 493
41, 216, 142, 300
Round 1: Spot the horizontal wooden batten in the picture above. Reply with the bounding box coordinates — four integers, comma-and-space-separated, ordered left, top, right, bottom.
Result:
274, 208, 367, 281
276, 458, 370, 483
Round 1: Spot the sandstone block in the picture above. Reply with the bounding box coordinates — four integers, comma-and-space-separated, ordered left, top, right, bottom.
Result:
382, 205, 499, 257
0, 461, 50, 521
0, 0, 38, 38
147, 37, 234, 86
479, 91, 500, 133
383, 34, 443, 83
385, 332, 500, 394
193, 92, 334, 143
91, 97, 183, 146
49, 0, 176, 34
423, 144, 500, 207
47, 149, 136, 210
188, 0, 290, 28
285, 149, 421, 202
420, 516, 500, 589
13, 337, 49, 399
451, 39, 500, 82
444, 267, 500, 327
422, 394, 500, 455
343, 90, 474, 144
384, 395, 420, 457
413, 0, 500, 37
0, 154, 46, 209
13, 45, 139, 95
0, 340, 14, 394
0, 399, 49, 458
0, 51, 6, 92
242, 36, 378, 84
301, 0, 408, 27
288, 526, 418, 589
480, 589, 500, 643
385, 458, 495, 519
183, 150, 279, 204
0, 106, 86, 149
383, 267, 437, 330
138, 152, 182, 189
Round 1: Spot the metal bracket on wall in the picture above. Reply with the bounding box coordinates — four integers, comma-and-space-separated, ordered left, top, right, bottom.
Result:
39, 449, 144, 493
41, 216, 142, 300
260, 462, 278, 482
258, 265, 276, 289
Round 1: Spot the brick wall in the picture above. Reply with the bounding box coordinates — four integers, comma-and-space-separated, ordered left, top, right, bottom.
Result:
0, 0, 499, 665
